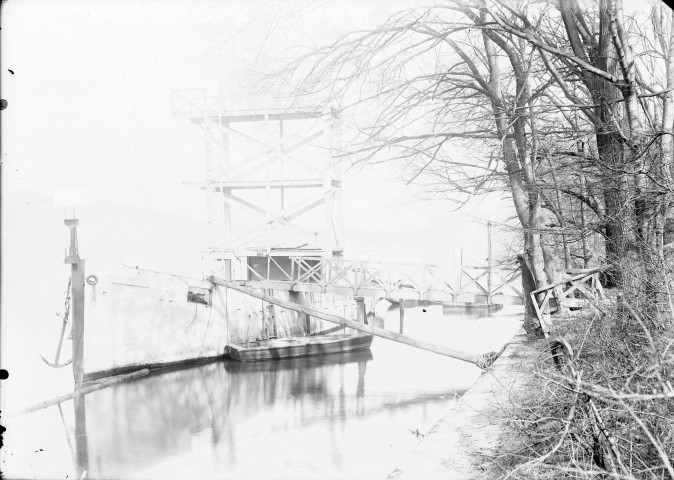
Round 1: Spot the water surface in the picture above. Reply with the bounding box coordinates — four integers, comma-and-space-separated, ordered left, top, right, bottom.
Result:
2, 305, 521, 479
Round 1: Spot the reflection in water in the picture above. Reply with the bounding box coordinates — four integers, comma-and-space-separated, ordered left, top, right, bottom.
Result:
74, 394, 89, 479
67, 347, 459, 480
4, 306, 522, 480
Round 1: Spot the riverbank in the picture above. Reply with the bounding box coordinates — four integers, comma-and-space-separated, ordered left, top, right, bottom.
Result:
388, 328, 546, 480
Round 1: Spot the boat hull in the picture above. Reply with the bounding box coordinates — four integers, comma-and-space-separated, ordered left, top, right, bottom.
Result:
227, 334, 373, 362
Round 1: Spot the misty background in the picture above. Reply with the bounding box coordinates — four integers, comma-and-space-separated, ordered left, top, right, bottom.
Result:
1, 0, 516, 408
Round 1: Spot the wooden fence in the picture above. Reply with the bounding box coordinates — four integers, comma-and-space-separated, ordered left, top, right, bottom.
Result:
531, 268, 606, 336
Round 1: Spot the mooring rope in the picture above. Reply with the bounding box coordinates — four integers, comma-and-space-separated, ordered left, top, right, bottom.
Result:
476, 342, 509, 370
63, 277, 72, 339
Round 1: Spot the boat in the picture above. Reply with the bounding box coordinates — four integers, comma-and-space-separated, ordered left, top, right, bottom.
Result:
226, 333, 373, 361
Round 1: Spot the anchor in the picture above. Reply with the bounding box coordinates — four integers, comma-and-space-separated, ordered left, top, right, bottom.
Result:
41, 278, 73, 368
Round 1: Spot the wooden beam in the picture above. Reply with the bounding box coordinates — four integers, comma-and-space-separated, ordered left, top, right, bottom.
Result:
221, 191, 267, 216
222, 180, 331, 190
183, 179, 337, 190
220, 125, 326, 180
487, 221, 493, 304
458, 268, 489, 295
399, 299, 405, 334
355, 296, 366, 324
530, 268, 602, 295
184, 110, 326, 123
284, 196, 326, 222
9, 369, 150, 418
210, 277, 481, 365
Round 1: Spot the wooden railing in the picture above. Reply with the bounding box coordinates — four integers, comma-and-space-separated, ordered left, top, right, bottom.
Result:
531, 268, 606, 336
241, 256, 525, 305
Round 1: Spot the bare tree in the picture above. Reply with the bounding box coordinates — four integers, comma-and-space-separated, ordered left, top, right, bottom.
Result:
278, 4, 585, 327
275, 0, 674, 329
477, 0, 674, 297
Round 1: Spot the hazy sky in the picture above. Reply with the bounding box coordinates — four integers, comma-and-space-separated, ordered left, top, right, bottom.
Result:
1, 0, 516, 274
0, 0, 522, 416
2, 0, 405, 207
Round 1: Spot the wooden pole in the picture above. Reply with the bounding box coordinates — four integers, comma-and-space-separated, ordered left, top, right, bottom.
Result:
289, 290, 311, 336
267, 291, 278, 338
211, 277, 480, 365
399, 300, 405, 334
279, 119, 285, 211
71, 260, 85, 385
487, 221, 493, 305
355, 296, 366, 324
222, 120, 232, 280
261, 299, 268, 340
10, 369, 150, 418
204, 106, 216, 277
65, 218, 85, 385
580, 175, 590, 268
459, 248, 463, 291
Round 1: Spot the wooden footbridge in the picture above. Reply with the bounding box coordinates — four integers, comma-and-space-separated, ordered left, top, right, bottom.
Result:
238, 255, 525, 305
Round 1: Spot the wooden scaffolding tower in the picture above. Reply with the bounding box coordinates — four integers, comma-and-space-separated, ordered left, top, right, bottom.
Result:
172, 89, 344, 280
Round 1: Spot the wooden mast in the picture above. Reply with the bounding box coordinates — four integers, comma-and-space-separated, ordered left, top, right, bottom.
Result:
65, 218, 85, 385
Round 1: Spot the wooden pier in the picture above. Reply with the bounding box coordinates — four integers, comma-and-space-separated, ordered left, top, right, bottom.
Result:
237, 256, 525, 306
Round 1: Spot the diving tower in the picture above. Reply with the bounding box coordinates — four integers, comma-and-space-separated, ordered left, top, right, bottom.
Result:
172, 89, 343, 281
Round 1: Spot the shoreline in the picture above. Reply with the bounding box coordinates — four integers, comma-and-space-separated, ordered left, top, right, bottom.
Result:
387, 329, 545, 479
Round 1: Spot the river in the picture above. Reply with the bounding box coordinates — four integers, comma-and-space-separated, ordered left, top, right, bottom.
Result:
1, 303, 522, 480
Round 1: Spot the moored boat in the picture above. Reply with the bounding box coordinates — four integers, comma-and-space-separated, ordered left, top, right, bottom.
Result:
226, 333, 373, 361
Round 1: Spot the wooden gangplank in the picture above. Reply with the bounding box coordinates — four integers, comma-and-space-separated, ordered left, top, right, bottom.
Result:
210, 276, 503, 369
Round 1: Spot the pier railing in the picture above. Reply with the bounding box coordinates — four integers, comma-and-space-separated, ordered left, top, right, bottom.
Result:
242, 256, 525, 305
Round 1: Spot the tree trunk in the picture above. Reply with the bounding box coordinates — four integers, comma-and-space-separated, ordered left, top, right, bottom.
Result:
561, 0, 638, 289
595, 7, 638, 289
541, 230, 570, 316
597, 132, 637, 289
518, 254, 544, 337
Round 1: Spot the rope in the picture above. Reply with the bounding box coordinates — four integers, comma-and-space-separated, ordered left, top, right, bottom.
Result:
63, 277, 72, 339
476, 342, 509, 369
